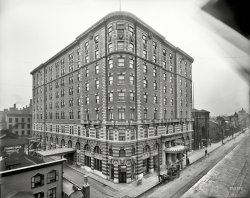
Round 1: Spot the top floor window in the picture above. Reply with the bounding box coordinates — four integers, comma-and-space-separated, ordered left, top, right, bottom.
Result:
163, 49, 166, 57
84, 41, 89, 51
128, 26, 134, 36
47, 170, 59, 184
108, 26, 112, 37
169, 53, 173, 64
142, 35, 147, 48
31, 173, 44, 188
117, 23, 124, 34
94, 35, 99, 43
153, 41, 157, 50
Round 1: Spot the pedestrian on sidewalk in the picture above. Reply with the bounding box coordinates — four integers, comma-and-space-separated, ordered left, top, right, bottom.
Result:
205, 149, 207, 156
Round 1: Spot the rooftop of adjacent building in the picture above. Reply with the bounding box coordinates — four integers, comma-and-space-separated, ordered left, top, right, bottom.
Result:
1, 101, 32, 115
31, 10, 194, 75
192, 108, 210, 113
0, 159, 66, 177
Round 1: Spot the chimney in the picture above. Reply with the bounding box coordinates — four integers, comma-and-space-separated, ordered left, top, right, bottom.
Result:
14, 104, 16, 109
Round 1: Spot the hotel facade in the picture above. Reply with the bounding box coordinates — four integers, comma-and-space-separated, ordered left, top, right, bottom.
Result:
31, 11, 194, 183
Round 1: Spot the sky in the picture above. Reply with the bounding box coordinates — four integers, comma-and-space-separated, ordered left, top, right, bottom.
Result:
0, 0, 249, 116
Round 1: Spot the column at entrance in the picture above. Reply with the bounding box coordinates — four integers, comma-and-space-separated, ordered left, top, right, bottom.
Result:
166, 153, 172, 166
161, 143, 166, 168
172, 153, 177, 164
114, 163, 119, 183
127, 162, 132, 183
149, 155, 154, 173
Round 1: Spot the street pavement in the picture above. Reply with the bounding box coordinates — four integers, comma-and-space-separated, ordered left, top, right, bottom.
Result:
182, 129, 250, 198
64, 130, 245, 198
138, 131, 246, 198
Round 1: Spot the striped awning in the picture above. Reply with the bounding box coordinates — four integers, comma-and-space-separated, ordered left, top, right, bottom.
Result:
165, 145, 186, 153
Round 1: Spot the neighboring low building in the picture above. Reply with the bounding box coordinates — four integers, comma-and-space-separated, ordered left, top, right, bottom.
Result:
0, 159, 65, 198
0, 111, 6, 131
0, 101, 32, 137
238, 108, 250, 129
0, 137, 30, 171
192, 109, 210, 150
209, 120, 221, 143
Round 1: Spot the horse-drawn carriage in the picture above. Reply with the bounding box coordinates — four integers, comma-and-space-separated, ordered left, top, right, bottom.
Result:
159, 165, 180, 184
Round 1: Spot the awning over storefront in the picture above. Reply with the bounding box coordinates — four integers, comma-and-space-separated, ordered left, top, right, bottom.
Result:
165, 145, 186, 153
36, 148, 75, 157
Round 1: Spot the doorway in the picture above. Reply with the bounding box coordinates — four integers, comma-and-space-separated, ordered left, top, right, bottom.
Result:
110, 164, 114, 180
118, 165, 127, 183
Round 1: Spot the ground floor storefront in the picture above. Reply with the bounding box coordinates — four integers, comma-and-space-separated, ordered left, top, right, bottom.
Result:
32, 130, 192, 183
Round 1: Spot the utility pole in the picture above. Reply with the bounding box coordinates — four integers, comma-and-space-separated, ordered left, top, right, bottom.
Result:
221, 120, 224, 144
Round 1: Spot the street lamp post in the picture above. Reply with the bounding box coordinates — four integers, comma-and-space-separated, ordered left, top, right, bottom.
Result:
183, 135, 188, 166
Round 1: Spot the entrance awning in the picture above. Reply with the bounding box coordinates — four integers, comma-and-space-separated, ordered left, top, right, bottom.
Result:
165, 145, 186, 153
36, 148, 75, 157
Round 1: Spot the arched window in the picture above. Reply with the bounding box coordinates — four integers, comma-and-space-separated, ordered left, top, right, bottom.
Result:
143, 145, 150, 153
50, 137, 53, 143
94, 146, 101, 154
61, 139, 65, 148
68, 140, 72, 148
154, 143, 159, 150
31, 173, 44, 188
84, 144, 90, 151
76, 142, 80, 150
94, 146, 102, 171
119, 148, 126, 157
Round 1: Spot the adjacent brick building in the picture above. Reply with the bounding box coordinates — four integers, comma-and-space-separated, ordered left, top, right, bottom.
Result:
1, 102, 32, 136
192, 109, 210, 149
31, 11, 194, 183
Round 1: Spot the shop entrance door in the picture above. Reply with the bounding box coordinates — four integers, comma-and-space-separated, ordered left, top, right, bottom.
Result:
118, 165, 127, 183
110, 164, 114, 180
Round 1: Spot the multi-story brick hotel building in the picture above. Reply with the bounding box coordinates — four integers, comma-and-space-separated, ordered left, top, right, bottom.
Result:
31, 11, 194, 183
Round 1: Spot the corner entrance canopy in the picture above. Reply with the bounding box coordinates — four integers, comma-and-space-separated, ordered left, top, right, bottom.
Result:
165, 145, 187, 153
36, 148, 75, 157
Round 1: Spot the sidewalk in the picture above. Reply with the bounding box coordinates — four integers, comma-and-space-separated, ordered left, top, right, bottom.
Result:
184, 131, 242, 167
67, 131, 244, 198
182, 130, 250, 198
